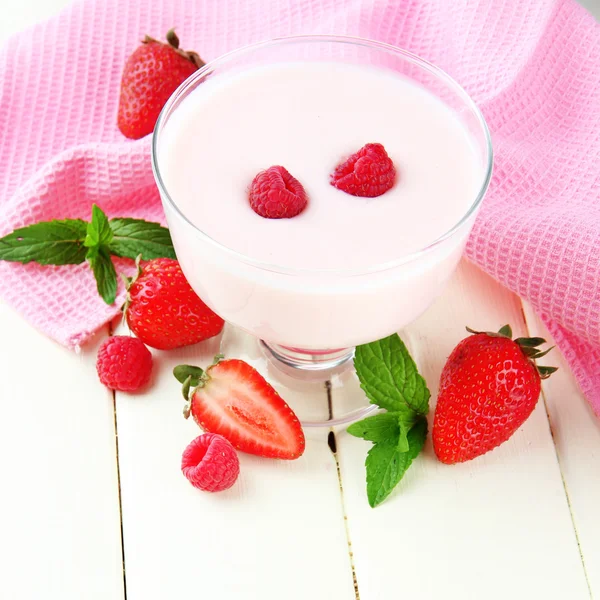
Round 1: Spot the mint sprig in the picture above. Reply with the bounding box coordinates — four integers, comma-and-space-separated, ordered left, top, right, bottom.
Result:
0, 205, 176, 305
348, 334, 430, 508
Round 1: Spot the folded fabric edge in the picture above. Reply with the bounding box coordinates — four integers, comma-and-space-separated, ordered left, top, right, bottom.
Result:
64, 311, 121, 351
541, 316, 600, 419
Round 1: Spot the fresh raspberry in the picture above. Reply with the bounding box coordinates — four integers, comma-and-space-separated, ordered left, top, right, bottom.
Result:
96, 336, 153, 392
181, 433, 240, 492
330, 143, 396, 197
248, 166, 308, 219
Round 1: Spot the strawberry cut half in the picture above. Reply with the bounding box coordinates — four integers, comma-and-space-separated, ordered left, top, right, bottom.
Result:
175, 358, 305, 460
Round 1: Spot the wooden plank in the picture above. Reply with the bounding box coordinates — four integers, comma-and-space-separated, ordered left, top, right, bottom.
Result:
331, 261, 590, 600
522, 305, 599, 597
0, 303, 125, 600
115, 323, 356, 600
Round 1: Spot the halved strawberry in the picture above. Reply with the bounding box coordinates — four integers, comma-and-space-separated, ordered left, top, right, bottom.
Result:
174, 358, 305, 460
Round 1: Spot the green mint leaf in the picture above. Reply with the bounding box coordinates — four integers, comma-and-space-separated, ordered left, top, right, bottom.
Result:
347, 412, 400, 443
173, 364, 204, 387
396, 410, 421, 452
366, 418, 427, 508
85, 205, 113, 249
354, 334, 430, 415
348, 410, 420, 452
0, 219, 88, 265
109, 218, 176, 260
88, 246, 117, 304
85, 245, 100, 261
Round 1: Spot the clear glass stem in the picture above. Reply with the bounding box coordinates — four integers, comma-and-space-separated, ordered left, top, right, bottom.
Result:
260, 342, 355, 372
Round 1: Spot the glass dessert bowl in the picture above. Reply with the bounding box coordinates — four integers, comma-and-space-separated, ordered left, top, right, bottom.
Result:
152, 35, 493, 426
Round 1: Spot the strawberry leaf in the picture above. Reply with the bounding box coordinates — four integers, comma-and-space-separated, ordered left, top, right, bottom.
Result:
0, 219, 88, 265
498, 324, 513, 338
538, 365, 559, 379
366, 418, 427, 508
354, 334, 430, 415
173, 364, 205, 387
88, 246, 117, 304
467, 324, 516, 339
515, 336, 546, 347
109, 218, 176, 260
530, 346, 555, 360
181, 375, 193, 402
521, 345, 542, 358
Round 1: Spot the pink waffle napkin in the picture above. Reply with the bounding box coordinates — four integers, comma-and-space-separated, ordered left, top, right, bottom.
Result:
1, 0, 599, 415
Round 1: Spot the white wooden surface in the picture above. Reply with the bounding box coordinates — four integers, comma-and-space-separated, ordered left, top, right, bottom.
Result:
0, 307, 125, 600
1, 2, 600, 599
333, 263, 592, 600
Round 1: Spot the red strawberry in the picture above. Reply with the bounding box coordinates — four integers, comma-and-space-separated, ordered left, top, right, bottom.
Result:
118, 29, 204, 139
125, 258, 224, 350
175, 358, 305, 459
248, 166, 308, 219
330, 143, 396, 197
433, 325, 557, 464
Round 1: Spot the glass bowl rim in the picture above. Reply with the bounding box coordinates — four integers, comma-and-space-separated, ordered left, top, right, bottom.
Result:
151, 34, 493, 277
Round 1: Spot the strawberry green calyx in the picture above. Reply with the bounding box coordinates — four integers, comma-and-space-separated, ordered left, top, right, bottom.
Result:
165, 28, 180, 49
143, 29, 205, 69
465, 325, 558, 380
466, 324, 513, 339
173, 364, 206, 419
120, 254, 143, 322
173, 355, 225, 418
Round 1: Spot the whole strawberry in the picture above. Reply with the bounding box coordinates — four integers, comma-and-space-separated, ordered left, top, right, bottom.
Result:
125, 258, 224, 350
433, 325, 557, 464
118, 29, 204, 139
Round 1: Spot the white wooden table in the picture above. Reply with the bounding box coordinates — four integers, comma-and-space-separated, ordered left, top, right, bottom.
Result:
1, 3, 599, 599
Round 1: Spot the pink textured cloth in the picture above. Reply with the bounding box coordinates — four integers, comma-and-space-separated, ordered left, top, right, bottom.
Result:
0, 0, 599, 414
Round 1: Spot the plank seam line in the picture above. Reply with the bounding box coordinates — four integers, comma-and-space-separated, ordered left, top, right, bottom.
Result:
521, 306, 593, 599
112, 389, 129, 600
326, 381, 361, 600
539, 383, 593, 599
110, 322, 128, 600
